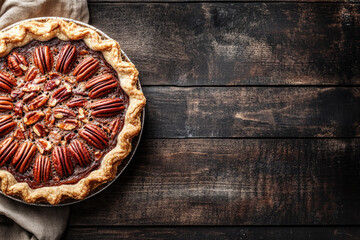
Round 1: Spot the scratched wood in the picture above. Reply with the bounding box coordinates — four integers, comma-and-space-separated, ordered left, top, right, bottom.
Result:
64, 1, 360, 239
69, 139, 360, 225
142, 87, 360, 138
89, 3, 360, 86
63, 227, 360, 240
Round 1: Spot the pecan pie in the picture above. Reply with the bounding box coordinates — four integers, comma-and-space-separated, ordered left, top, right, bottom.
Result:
0, 19, 145, 204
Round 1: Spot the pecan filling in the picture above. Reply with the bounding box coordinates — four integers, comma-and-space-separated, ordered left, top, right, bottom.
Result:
0, 38, 128, 188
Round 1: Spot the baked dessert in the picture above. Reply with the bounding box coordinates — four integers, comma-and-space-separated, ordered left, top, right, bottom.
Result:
0, 18, 145, 204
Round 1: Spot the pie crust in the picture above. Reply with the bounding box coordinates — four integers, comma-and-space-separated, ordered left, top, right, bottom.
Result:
0, 18, 146, 204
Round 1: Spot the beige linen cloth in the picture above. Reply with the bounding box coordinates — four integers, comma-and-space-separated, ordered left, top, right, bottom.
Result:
0, 1, 89, 240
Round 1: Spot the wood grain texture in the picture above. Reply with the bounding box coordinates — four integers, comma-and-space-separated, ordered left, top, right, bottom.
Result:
142, 87, 360, 138
89, 3, 360, 86
63, 227, 360, 240
69, 139, 360, 226
89, 0, 346, 2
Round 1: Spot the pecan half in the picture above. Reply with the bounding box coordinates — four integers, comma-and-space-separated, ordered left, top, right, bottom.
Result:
66, 98, 88, 108
0, 115, 16, 137
110, 118, 123, 139
7, 52, 28, 76
0, 137, 19, 167
85, 74, 118, 99
73, 57, 99, 82
44, 79, 60, 91
25, 67, 39, 82
33, 156, 51, 183
49, 84, 72, 107
28, 95, 48, 110
12, 141, 37, 173
79, 124, 109, 149
56, 44, 77, 74
33, 123, 47, 137
36, 138, 52, 154
52, 146, 74, 177
91, 98, 125, 117
69, 139, 91, 167
53, 108, 76, 119
33, 46, 53, 74
0, 96, 13, 112
23, 111, 44, 125
0, 72, 17, 93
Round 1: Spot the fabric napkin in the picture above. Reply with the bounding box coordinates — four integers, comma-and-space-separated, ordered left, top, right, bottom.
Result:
0, 0, 89, 239
0, 0, 89, 29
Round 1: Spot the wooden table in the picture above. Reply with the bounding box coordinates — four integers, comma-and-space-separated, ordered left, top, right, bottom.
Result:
64, 1, 360, 239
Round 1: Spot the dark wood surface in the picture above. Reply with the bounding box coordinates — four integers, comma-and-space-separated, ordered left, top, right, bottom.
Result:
63, 1, 360, 239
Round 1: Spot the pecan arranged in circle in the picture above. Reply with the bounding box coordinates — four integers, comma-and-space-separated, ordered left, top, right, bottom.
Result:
73, 57, 99, 82
12, 141, 37, 173
69, 139, 91, 167
90, 98, 125, 118
49, 84, 72, 107
0, 115, 16, 136
0, 72, 17, 93
0, 37, 132, 189
56, 44, 77, 74
52, 146, 74, 177
79, 124, 109, 149
53, 108, 76, 119
0, 137, 19, 167
33, 156, 51, 183
85, 74, 118, 99
0, 96, 13, 112
7, 52, 28, 76
33, 46, 53, 74
25, 67, 39, 82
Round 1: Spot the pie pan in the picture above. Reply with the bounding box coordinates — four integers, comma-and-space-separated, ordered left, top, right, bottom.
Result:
0, 17, 145, 207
